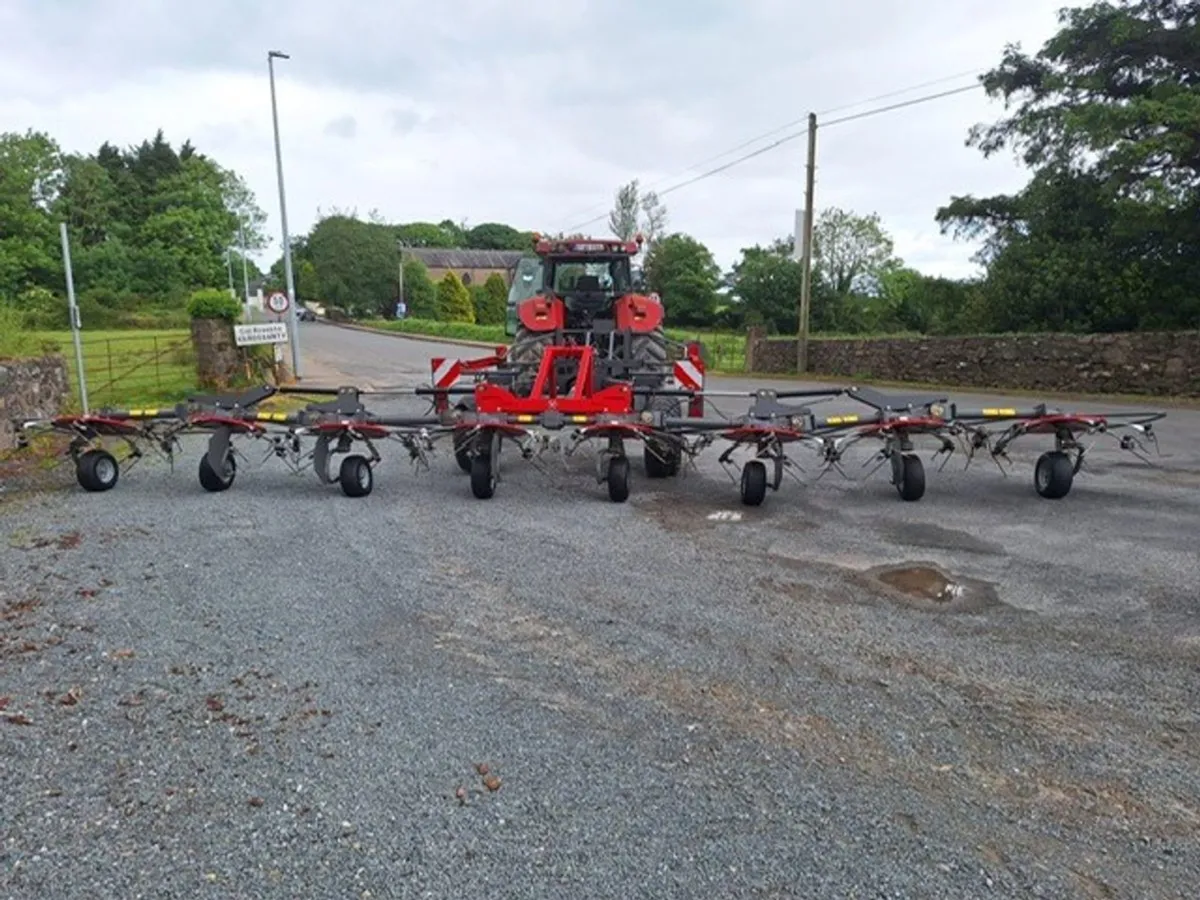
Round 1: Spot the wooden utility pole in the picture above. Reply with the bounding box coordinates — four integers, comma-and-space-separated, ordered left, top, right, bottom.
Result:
797, 112, 817, 375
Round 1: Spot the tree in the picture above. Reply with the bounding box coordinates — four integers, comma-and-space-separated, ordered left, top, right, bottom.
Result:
476, 272, 508, 325
0, 130, 63, 300
465, 222, 533, 251
730, 244, 804, 334
639, 190, 668, 253
395, 221, 458, 248
436, 271, 474, 323
402, 258, 437, 318
643, 233, 719, 326
812, 207, 899, 297
221, 168, 268, 253
608, 180, 641, 240
304, 213, 397, 317
937, 0, 1200, 331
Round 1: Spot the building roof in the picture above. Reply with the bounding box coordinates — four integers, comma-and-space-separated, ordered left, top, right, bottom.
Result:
403, 248, 528, 269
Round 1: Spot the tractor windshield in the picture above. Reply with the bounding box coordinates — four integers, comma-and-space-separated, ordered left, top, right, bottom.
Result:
548, 256, 632, 294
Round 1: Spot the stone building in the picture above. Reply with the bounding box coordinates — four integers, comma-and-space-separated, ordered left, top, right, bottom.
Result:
401, 248, 527, 287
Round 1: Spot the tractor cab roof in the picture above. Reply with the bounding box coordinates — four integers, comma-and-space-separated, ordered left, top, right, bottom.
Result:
533, 234, 643, 259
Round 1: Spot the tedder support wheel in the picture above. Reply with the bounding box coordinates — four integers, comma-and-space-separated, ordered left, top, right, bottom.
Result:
895, 453, 925, 502
607, 456, 630, 503
470, 455, 496, 499
76, 449, 119, 492
339, 454, 373, 497
1034, 450, 1074, 499
740, 459, 768, 506
198, 452, 237, 493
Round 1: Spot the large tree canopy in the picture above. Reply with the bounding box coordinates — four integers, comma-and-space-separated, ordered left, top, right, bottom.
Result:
0, 127, 268, 325
937, 0, 1200, 332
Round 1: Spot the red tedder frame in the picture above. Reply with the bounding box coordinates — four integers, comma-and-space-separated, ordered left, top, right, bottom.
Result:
429, 341, 707, 418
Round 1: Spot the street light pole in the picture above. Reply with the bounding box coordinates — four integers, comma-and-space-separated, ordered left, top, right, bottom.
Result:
268, 49, 301, 379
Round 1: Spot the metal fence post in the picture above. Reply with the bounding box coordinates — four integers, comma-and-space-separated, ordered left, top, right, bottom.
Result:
59, 223, 89, 413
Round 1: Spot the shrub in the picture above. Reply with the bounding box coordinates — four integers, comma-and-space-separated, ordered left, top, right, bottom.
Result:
187, 288, 242, 321
436, 272, 475, 323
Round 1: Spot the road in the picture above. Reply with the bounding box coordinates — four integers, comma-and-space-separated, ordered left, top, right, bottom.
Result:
2, 321, 1198, 898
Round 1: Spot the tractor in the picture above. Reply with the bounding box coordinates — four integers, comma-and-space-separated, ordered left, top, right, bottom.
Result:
505, 234, 671, 397
446, 233, 700, 477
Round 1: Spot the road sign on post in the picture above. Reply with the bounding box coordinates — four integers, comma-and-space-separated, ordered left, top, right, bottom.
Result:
266, 291, 290, 316
234, 322, 289, 346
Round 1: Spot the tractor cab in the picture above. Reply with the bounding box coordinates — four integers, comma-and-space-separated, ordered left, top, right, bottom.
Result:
533, 236, 646, 331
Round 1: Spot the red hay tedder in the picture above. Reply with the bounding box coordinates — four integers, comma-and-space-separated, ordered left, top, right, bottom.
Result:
10, 234, 1169, 507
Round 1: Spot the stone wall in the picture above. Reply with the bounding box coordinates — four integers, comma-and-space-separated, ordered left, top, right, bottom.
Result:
190, 318, 242, 389
745, 329, 1200, 397
0, 356, 69, 450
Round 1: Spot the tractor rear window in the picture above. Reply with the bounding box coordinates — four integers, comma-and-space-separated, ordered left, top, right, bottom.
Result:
550, 260, 631, 293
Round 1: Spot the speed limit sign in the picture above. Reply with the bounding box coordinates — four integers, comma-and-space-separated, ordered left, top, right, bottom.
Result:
266, 291, 290, 315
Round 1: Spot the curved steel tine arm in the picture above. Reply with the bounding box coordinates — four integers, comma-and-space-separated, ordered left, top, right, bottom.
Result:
931, 435, 956, 472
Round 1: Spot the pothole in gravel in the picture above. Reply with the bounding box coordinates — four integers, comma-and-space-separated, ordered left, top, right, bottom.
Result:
858, 562, 1000, 613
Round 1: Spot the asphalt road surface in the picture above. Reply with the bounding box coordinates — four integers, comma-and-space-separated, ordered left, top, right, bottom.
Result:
2, 321, 1198, 898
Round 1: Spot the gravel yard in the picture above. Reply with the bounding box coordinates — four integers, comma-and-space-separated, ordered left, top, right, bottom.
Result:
2, 326, 1198, 898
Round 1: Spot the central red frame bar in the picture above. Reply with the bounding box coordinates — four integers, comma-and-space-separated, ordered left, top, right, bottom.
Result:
475, 345, 635, 415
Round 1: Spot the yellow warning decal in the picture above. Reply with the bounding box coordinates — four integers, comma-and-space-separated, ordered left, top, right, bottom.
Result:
982, 408, 1016, 416
825, 414, 859, 425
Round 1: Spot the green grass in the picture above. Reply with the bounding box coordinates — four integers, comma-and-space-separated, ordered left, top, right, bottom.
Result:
31, 328, 199, 410
359, 318, 509, 344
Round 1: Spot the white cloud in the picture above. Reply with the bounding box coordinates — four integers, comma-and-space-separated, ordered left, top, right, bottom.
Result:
0, 0, 1068, 278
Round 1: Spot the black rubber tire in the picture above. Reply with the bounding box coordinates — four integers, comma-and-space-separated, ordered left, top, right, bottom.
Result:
607, 455, 630, 503
198, 451, 236, 492
895, 453, 926, 502
642, 393, 682, 477
76, 449, 119, 492
629, 326, 669, 385
339, 454, 373, 497
1034, 450, 1074, 499
509, 323, 558, 395
643, 444, 679, 478
470, 454, 496, 499
740, 459, 768, 506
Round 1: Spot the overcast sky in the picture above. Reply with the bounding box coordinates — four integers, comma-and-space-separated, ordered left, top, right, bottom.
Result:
0, 0, 1068, 279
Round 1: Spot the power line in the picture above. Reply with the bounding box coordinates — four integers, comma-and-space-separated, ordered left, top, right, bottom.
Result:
556, 70, 984, 232
561, 81, 982, 233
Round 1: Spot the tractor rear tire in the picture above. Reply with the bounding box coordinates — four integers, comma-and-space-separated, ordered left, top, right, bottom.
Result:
509, 324, 557, 395
629, 326, 669, 382
642, 394, 682, 478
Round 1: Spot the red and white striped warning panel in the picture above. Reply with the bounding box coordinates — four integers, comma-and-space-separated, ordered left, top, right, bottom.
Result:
673, 358, 704, 390
431, 357, 463, 389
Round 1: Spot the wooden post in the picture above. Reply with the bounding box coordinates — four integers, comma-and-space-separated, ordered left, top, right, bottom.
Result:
797, 113, 817, 375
